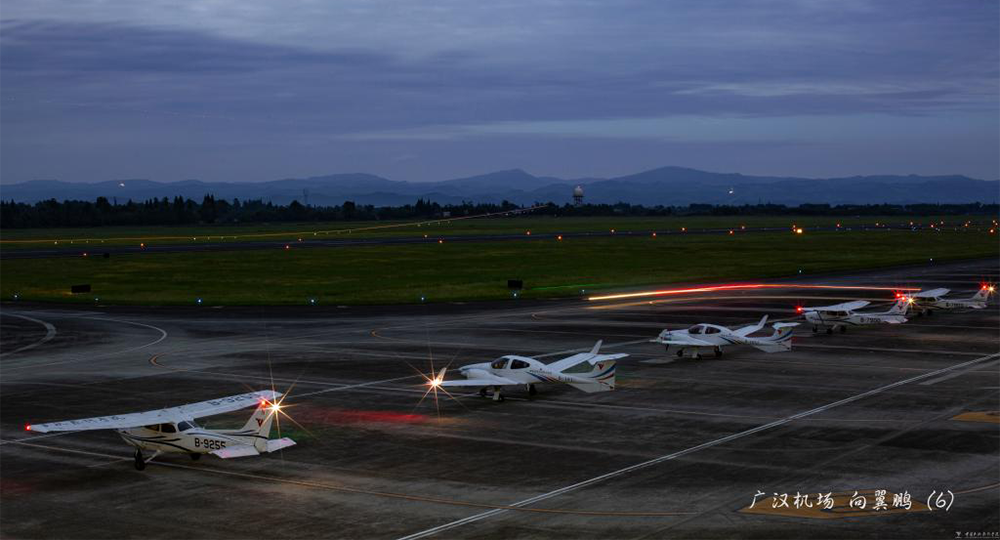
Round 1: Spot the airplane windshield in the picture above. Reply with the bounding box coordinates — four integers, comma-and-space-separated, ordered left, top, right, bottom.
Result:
490, 359, 509, 369
176, 421, 199, 431
510, 359, 530, 369
689, 325, 703, 334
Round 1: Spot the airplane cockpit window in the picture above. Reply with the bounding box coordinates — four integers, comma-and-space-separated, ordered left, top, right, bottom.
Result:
143, 425, 159, 432
510, 359, 530, 369
704, 326, 721, 334
491, 358, 509, 369
160, 423, 177, 433
689, 325, 703, 334
176, 421, 198, 431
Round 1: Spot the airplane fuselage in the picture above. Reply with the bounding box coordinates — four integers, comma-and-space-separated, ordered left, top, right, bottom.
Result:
118, 423, 261, 455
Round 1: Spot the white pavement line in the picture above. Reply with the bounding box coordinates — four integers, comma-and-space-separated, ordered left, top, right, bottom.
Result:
0, 313, 57, 358
919, 358, 1000, 386
293, 375, 420, 398
795, 343, 984, 357
3, 317, 168, 371
397, 351, 1000, 540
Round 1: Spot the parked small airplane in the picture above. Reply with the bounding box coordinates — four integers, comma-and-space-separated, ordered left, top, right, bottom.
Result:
911, 285, 993, 314
651, 315, 798, 358
26, 390, 295, 470
799, 297, 910, 333
428, 341, 627, 402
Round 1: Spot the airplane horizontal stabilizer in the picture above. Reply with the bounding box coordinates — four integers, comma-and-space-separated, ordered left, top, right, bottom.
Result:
211, 445, 260, 459
266, 438, 296, 453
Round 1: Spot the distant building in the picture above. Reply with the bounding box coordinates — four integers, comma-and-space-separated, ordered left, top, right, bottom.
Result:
573, 185, 584, 207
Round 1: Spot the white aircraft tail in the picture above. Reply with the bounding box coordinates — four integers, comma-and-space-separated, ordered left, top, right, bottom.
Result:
747, 322, 798, 353
234, 399, 279, 452
885, 298, 910, 316
568, 359, 618, 393
970, 287, 992, 303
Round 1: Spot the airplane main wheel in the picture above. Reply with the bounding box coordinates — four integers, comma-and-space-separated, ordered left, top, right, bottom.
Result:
714, 348, 723, 358
189, 453, 201, 461
826, 327, 833, 334
528, 384, 537, 396
478, 388, 488, 398
676, 349, 683, 358
134, 450, 146, 471
839, 326, 847, 333
811, 326, 818, 333
496, 393, 505, 403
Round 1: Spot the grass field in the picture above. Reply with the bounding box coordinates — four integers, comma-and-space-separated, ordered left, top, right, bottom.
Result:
1, 228, 996, 305
1, 214, 991, 248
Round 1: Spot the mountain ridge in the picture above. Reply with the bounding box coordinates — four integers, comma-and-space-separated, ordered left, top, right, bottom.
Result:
2, 166, 996, 206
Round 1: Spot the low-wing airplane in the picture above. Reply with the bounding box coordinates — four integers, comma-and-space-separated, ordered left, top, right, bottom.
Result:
26, 390, 295, 470
650, 315, 799, 358
799, 297, 910, 333
428, 341, 627, 402
911, 285, 993, 314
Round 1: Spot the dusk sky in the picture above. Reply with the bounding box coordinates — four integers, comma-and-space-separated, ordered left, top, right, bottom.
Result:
1, 0, 997, 184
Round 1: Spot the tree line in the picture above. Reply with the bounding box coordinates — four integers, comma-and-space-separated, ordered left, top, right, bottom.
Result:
0, 196, 996, 229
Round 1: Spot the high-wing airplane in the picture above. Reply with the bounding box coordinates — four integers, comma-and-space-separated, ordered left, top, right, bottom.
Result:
911, 285, 993, 314
428, 341, 627, 402
799, 297, 910, 333
650, 315, 799, 358
26, 390, 295, 470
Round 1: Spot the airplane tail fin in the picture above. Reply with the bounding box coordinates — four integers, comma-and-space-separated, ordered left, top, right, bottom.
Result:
238, 398, 279, 452
568, 359, 618, 393
749, 322, 798, 352
971, 286, 992, 303
886, 297, 910, 315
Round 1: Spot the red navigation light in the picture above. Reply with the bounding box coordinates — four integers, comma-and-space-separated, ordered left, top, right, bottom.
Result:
25, 424, 31, 431
557, 235, 563, 241
795, 306, 803, 313
728, 230, 734, 235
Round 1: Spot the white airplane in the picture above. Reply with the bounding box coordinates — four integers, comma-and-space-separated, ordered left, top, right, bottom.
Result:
911, 285, 993, 314
428, 341, 627, 402
800, 297, 910, 334
650, 315, 799, 358
26, 390, 295, 470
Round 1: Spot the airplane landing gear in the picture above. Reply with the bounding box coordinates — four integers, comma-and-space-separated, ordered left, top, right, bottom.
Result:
713, 347, 723, 358
826, 327, 834, 335
478, 387, 488, 398
133, 449, 146, 471
189, 453, 201, 461
676, 349, 684, 358
812, 326, 818, 333
492, 386, 505, 402
528, 384, 537, 397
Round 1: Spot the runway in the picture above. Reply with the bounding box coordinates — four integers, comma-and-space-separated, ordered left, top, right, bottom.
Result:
1, 259, 997, 539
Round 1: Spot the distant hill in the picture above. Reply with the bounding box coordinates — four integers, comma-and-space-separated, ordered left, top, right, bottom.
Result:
2, 166, 997, 206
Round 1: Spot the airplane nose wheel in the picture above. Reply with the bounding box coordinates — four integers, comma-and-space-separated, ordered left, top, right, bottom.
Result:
133, 449, 146, 471
714, 347, 723, 358
528, 384, 537, 397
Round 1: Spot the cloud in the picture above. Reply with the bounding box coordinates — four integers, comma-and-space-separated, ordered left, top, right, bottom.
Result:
1, 0, 997, 182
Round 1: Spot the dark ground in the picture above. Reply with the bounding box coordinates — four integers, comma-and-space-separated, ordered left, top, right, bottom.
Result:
1, 259, 997, 539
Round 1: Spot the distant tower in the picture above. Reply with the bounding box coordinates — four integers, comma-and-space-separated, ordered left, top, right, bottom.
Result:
573, 185, 584, 207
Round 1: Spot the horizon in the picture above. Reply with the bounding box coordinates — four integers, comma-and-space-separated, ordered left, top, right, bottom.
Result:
2, 1, 998, 184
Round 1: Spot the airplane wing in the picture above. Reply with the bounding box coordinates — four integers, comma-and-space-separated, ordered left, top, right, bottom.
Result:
732, 315, 768, 337
546, 341, 627, 372
439, 374, 519, 387
27, 390, 281, 433
913, 288, 949, 299
804, 300, 870, 312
